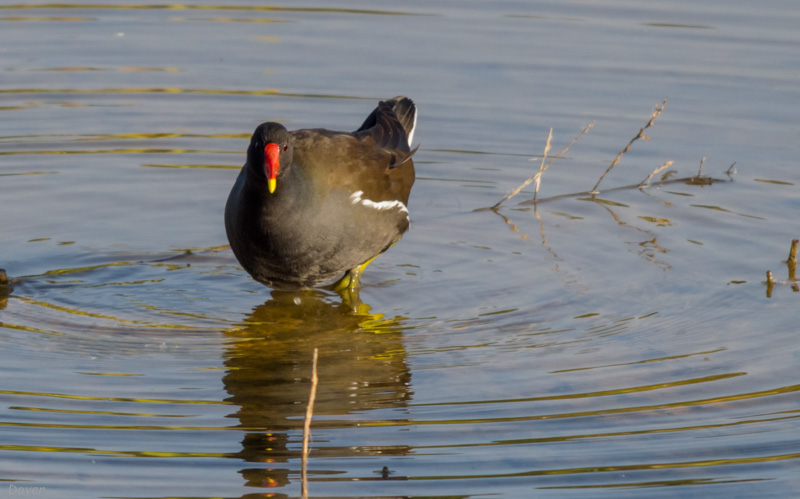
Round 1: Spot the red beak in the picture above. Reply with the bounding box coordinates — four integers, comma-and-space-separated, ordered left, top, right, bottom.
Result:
264, 143, 280, 193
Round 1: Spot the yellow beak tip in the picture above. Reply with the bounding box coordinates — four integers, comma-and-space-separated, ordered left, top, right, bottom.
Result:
268, 178, 277, 193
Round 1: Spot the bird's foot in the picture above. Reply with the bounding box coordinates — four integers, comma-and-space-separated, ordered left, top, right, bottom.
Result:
329, 259, 376, 311
331, 255, 376, 293
328, 272, 361, 311
332, 267, 362, 293
332, 267, 363, 311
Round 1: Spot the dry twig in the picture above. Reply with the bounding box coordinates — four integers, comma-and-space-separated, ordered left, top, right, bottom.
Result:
591, 97, 668, 194
788, 239, 798, 266
696, 156, 706, 177
533, 128, 553, 201
491, 122, 594, 209
765, 239, 799, 297
301, 348, 319, 499
638, 161, 674, 188
766, 270, 775, 298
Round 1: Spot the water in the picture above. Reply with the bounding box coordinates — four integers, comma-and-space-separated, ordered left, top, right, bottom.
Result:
1, 1, 799, 497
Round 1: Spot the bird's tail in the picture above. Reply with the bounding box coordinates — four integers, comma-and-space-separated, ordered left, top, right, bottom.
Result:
357, 96, 417, 147
384, 96, 417, 145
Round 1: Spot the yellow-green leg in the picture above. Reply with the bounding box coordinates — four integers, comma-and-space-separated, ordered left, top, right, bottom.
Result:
332, 256, 377, 292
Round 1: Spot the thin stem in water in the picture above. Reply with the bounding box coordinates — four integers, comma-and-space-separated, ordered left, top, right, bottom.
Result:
591, 97, 668, 194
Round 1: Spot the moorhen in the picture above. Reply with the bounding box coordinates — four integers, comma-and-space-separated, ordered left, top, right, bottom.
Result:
225, 96, 417, 292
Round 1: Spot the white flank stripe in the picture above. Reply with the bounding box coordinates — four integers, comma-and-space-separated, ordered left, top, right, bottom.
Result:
350, 190, 408, 215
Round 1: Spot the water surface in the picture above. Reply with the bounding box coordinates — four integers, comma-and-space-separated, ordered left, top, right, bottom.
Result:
1, 1, 799, 498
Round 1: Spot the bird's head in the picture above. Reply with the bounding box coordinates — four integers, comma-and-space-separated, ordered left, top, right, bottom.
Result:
247, 122, 293, 194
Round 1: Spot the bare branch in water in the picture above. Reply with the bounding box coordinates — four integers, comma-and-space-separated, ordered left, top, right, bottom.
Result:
766, 270, 774, 298
491, 128, 551, 209
591, 97, 668, 194
490, 122, 594, 210
696, 156, 706, 177
639, 161, 674, 188
789, 239, 798, 282
533, 128, 553, 201
788, 239, 798, 266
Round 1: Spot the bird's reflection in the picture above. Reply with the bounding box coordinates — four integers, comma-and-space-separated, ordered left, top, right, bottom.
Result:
0, 269, 12, 310
222, 289, 412, 489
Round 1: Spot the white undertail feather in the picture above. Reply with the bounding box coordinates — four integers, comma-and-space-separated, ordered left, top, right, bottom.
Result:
406, 107, 417, 146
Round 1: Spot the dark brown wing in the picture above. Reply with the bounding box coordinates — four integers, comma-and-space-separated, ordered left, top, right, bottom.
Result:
290, 129, 413, 204
290, 97, 416, 204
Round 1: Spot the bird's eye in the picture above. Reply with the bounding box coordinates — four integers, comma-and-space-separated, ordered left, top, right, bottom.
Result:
282, 144, 288, 152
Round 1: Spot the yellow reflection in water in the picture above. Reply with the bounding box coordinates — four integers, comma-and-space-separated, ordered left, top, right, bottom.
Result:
416, 413, 800, 449
75, 372, 142, 376
578, 197, 629, 207
643, 22, 713, 29
754, 178, 794, 185
9, 406, 186, 418
424, 453, 800, 480
402, 452, 800, 480
32, 66, 182, 72
0, 87, 369, 100
172, 16, 285, 23
551, 348, 726, 373
1, 132, 250, 141
0, 444, 229, 459
142, 163, 239, 169
638, 216, 672, 225
38, 67, 103, 71
120, 66, 181, 72
0, 16, 93, 21
0, 171, 56, 177
219, 290, 412, 483
0, 321, 64, 336
0, 4, 421, 16
72, 278, 165, 288
13, 295, 217, 330
0, 388, 230, 405
0, 148, 236, 156
358, 382, 800, 427
691, 204, 766, 220
415, 372, 747, 407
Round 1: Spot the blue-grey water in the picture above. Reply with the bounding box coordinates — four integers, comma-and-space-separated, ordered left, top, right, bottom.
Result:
1, 1, 799, 498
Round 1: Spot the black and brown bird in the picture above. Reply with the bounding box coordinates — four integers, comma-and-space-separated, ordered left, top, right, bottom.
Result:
225, 96, 417, 292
